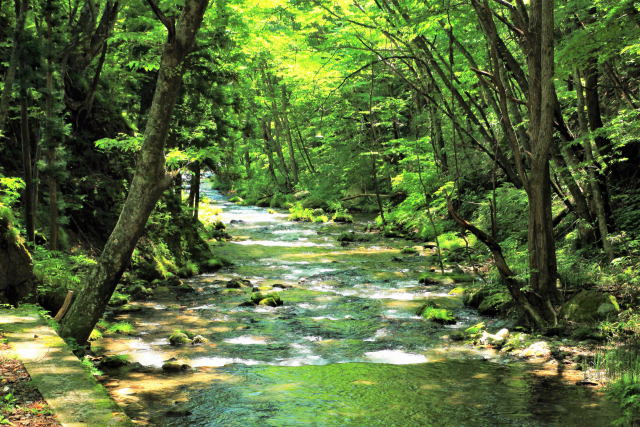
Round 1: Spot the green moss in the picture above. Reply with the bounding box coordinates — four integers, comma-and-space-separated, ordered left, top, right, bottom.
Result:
169, 331, 191, 346
332, 212, 353, 223
105, 322, 135, 335
108, 291, 130, 307
419, 307, 456, 324
400, 246, 419, 255
560, 290, 620, 323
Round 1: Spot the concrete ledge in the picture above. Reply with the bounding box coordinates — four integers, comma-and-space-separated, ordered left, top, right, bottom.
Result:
0, 306, 132, 427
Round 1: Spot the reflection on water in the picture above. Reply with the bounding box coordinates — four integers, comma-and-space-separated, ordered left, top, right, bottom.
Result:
99, 184, 619, 425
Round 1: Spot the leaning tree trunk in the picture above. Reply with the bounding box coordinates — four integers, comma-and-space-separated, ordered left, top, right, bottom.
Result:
59, 0, 210, 344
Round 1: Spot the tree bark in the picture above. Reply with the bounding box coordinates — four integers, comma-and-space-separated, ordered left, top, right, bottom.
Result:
20, 93, 35, 244
59, 0, 210, 344
525, 0, 560, 313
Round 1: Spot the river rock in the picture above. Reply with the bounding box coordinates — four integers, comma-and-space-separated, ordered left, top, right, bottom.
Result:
479, 328, 510, 347
191, 335, 208, 344
560, 290, 620, 323
519, 341, 552, 359
162, 359, 191, 372
99, 355, 130, 368
226, 278, 251, 288
169, 332, 191, 346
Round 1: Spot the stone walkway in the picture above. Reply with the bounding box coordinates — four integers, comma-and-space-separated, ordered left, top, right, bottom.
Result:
0, 305, 132, 427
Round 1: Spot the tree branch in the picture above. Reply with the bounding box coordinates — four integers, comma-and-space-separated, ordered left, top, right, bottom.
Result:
145, 0, 175, 42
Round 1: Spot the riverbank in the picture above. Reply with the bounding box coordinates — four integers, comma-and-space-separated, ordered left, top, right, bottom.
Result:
0, 306, 131, 426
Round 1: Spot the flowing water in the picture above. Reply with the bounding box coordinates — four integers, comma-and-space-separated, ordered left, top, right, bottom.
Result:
99, 186, 620, 426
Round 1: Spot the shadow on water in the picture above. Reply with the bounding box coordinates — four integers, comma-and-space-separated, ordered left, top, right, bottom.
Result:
98, 184, 620, 426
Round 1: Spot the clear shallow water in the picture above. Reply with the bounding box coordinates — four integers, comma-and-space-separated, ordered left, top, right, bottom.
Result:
100, 185, 619, 425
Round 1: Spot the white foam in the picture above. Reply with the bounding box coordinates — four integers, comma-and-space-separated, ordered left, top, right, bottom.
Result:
364, 350, 428, 365
223, 336, 268, 345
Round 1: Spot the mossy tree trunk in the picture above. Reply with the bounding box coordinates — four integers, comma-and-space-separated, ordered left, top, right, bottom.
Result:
59, 0, 210, 344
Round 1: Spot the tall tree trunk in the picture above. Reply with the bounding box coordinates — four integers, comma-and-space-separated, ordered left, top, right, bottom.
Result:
192, 166, 201, 220
20, 94, 35, 244
526, 0, 560, 315
575, 70, 613, 260
0, 0, 28, 132
59, 0, 210, 344
44, 0, 59, 250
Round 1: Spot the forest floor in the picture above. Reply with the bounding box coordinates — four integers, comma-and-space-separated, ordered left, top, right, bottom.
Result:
0, 336, 61, 426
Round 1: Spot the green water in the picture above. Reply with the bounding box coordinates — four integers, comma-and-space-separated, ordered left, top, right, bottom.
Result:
101, 186, 619, 426
181, 361, 613, 426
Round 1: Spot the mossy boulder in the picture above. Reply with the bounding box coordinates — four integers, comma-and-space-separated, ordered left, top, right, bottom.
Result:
99, 355, 130, 369
560, 290, 620, 323
226, 278, 251, 289
108, 292, 130, 307
258, 295, 283, 307
169, 332, 191, 346
128, 282, 153, 299
240, 292, 283, 307
332, 212, 353, 223
400, 246, 419, 255
191, 335, 209, 344
162, 359, 191, 372
419, 306, 456, 324
201, 258, 224, 272
477, 292, 512, 315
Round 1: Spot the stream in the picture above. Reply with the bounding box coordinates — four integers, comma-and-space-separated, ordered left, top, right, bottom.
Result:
98, 186, 620, 426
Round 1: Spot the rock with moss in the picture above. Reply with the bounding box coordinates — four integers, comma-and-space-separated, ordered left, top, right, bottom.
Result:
240, 292, 283, 307
332, 212, 353, 223
99, 355, 130, 369
191, 335, 208, 344
169, 331, 191, 346
128, 281, 153, 299
162, 358, 191, 372
226, 278, 251, 289
560, 290, 620, 323
518, 341, 552, 359
400, 246, 419, 255
108, 292, 130, 307
477, 292, 512, 315
478, 328, 510, 347
418, 306, 456, 325
258, 295, 283, 307
201, 258, 224, 272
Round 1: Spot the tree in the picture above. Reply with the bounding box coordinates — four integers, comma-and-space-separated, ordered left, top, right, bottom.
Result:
59, 0, 210, 344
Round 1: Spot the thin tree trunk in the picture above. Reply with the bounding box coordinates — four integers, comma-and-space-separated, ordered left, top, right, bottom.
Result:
20, 94, 35, 244
59, 0, 209, 344
44, 1, 59, 250
192, 166, 201, 220
575, 69, 614, 260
